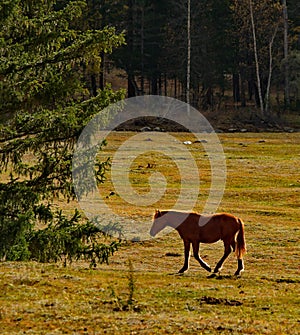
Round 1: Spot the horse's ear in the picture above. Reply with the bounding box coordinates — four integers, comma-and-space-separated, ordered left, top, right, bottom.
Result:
155, 209, 161, 217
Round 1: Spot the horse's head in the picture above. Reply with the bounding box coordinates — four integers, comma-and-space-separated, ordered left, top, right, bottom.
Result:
150, 209, 167, 237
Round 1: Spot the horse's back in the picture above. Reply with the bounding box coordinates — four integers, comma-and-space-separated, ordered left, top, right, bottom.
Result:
213, 212, 239, 223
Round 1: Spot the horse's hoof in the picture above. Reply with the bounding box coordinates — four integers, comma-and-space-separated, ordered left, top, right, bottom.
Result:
234, 270, 243, 277
234, 268, 244, 276
207, 273, 217, 279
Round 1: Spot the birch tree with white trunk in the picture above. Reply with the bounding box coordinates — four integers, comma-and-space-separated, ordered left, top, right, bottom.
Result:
248, 0, 282, 118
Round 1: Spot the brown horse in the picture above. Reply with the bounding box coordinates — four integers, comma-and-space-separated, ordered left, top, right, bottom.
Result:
150, 210, 246, 276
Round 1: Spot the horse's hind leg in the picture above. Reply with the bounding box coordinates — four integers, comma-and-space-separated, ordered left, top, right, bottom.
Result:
192, 241, 211, 272
178, 240, 190, 273
213, 242, 231, 274
234, 259, 244, 276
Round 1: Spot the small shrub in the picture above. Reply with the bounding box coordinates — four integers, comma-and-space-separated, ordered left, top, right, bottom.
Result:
109, 260, 141, 312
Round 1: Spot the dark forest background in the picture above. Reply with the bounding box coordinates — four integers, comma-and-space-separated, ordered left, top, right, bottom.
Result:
79, 0, 300, 119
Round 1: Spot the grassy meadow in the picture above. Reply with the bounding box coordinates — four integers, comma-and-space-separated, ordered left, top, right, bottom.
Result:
0, 132, 299, 334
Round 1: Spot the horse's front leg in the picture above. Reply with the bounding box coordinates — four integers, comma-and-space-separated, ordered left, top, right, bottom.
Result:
178, 240, 190, 273
192, 241, 211, 272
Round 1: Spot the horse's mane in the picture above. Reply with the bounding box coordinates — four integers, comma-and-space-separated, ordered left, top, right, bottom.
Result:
153, 209, 200, 220
153, 209, 162, 219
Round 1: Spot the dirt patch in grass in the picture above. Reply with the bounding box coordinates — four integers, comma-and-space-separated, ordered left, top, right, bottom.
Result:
199, 296, 243, 306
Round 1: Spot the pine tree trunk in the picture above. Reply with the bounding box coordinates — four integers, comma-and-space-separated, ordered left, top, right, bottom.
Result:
282, 0, 290, 107
151, 77, 158, 95
164, 73, 167, 96
127, 0, 135, 97
91, 74, 97, 97
140, 5, 145, 95
233, 73, 240, 102
128, 74, 136, 97
186, 0, 191, 115
99, 51, 105, 91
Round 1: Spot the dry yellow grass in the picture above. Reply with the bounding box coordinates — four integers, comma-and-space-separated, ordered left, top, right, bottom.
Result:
0, 132, 299, 334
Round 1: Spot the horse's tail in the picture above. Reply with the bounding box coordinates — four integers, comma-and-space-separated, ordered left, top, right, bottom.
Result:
236, 218, 246, 259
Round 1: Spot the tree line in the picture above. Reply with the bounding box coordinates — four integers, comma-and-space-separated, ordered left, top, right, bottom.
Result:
85, 0, 299, 117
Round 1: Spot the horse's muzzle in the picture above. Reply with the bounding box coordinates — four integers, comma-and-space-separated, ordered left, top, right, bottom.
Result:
149, 228, 156, 237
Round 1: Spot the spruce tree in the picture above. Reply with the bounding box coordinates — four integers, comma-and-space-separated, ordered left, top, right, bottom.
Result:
0, 0, 125, 261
